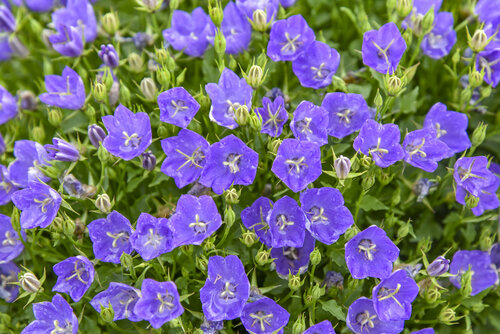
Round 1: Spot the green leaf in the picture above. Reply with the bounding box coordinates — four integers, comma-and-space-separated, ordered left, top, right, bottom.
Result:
320, 299, 346, 321
359, 195, 389, 211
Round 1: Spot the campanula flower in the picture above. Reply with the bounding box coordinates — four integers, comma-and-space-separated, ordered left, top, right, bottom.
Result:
423, 103, 471, 157
453, 156, 497, 197
0, 5, 14, 33
476, 45, 500, 87
87, 211, 134, 264
475, 0, 500, 28
290, 101, 329, 146
0, 214, 24, 263
362, 22, 407, 74
402, 128, 449, 172
200, 318, 224, 333
22, 294, 78, 334
199, 134, 259, 194
206, 68, 253, 129
0, 36, 11, 61
0, 165, 18, 205
345, 225, 400, 279
421, 12, 456, 59
255, 96, 288, 137
449, 250, 499, 296
17, 0, 54, 12
322, 92, 372, 139
134, 279, 184, 328
241, 297, 290, 334
221, 2, 252, 54
403, 0, 442, 31
0, 84, 18, 124
130, 213, 173, 261
279, 0, 297, 7
268, 195, 307, 248
200, 255, 250, 321
163, 7, 215, 57
347, 297, 404, 334
236, 0, 279, 24
169, 194, 222, 247
267, 14, 315, 61
0, 262, 19, 302
292, 41, 340, 89
98, 44, 119, 68
427, 256, 450, 276
52, 0, 97, 42
160, 129, 210, 189
11, 181, 61, 229
300, 187, 354, 245
102, 104, 152, 161
48, 24, 84, 57
158, 87, 200, 128
7, 140, 50, 188
271, 138, 322, 193
241, 197, 274, 247
90, 282, 142, 321
52, 255, 94, 302
456, 175, 500, 216
45, 138, 80, 162
353, 119, 405, 168
303, 320, 336, 334
271, 231, 315, 277
39, 67, 85, 110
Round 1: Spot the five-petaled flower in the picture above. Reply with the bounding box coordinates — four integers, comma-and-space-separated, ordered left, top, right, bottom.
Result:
268, 195, 308, 248
241, 197, 274, 247
346, 297, 404, 334
0, 84, 18, 124
220, 2, 252, 54
39, 67, 86, 110
90, 282, 142, 322
271, 231, 315, 277
402, 128, 449, 172
421, 12, 457, 59
290, 101, 329, 146
267, 14, 316, 61
52, 255, 95, 302
158, 87, 201, 128
255, 96, 288, 137
130, 213, 173, 261
0, 214, 24, 263
449, 250, 499, 296
22, 294, 79, 334
241, 297, 290, 334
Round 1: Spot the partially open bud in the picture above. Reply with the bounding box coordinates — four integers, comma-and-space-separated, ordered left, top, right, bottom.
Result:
427, 256, 450, 276
386, 75, 403, 96
246, 65, 264, 88
334, 155, 351, 179
139, 0, 161, 12
128, 53, 144, 73
252, 9, 269, 32
267, 138, 282, 154
471, 122, 487, 147
140, 78, 157, 102
235, 105, 249, 125
288, 272, 302, 291
141, 150, 157, 171
248, 111, 263, 131
439, 307, 457, 324
396, 0, 413, 17
19, 272, 41, 293
255, 248, 271, 266
469, 69, 484, 88
96, 194, 112, 213
291, 314, 306, 334
469, 29, 489, 52
102, 12, 120, 35
224, 188, 240, 204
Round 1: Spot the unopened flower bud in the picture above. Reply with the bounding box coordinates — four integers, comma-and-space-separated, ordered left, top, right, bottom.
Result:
386, 75, 403, 96
396, 0, 413, 17
452, 48, 461, 65
460, 270, 473, 297
240, 230, 256, 247
9, 36, 28, 58
19, 90, 37, 110
140, 78, 157, 102
214, 29, 226, 56
203, 237, 216, 251
321, 271, 344, 291
310, 248, 321, 266
334, 155, 351, 179
140, 0, 160, 12
235, 105, 249, 125
252, 9, 269, 32
120, 252, 134, 271
208, 0, 224, 27
20, 272, 41, 293
98, 144, 110, 163
255, 248, 271, 266
291, 314, 306, 334
424, 286, 441, 303
128, 53, 144, 73
169, 0, 179, 10
374, 89, 383, 109
471, 122, 487, 147
397, 222, 410, 239
248, 112, 262, 131
246, 65, 264, 88
288, 273, 302, 291
412, 14, 424, 36
481, 85, 492, 98
268, 138, 282, 154
311, 283, 325, 300
157, 66, 171, 88
362, 174, 375, 191
88, 124, 107, 149
439, 307, 457, 324
99, 44, 119, 68
422, 8, 435, 35
224, 188, 240, 204
119, 82, 131, 105
32, 125, 45, 142
224, 206, 236, 228
48, 109, 63, 127
469, 69, 484, 88
469, 29, 489, 52
196, 255, 209, 272
141, 150, 156, 171
157, 124, 169, 138
96, 194, 112, 213
427, 256, 450, 276
100, 302, 115, 323
92, 82, 107, 103
465, 193, 479, 209
460, 88, 472, 104
102, 12, 120, 35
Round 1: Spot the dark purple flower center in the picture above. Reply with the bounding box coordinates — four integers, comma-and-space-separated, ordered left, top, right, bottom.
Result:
283, 247, 299, 261
336, 108, 354, 125
157, 291, 175, 313
311, 63, 330, 80
189, 214, 208, 234
176, 146, 205, 170
309, 206, 328, 223
219, 281, 237, 301
249, 310, 274, 331
275, 214, 294, 231
358, 239, 376, 261
285, 157, 307, 174
281, 32, 302, 54
296, 117, 313, 134
406, 138, 427, 159
122, 131, 141, 148
223, 153, 243, 174
355, 310, 377, 332
65, 260, 89, 285
106, 231, 130, 248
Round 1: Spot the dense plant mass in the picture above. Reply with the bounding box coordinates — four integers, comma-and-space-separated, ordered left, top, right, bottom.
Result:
1, 0, 500, 333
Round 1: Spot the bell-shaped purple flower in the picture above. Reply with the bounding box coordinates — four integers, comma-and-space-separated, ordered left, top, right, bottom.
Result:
255, 96, 288, 137
158, 87, 200, 128
22, 0, 54, 12
362, 22, 407, 74
221, 2, 252, 54
0, 262, 20, 302
372, 269, 419, 321
52, 0, 97, 42
347, 297, 404, 334
290, 101, 329, 146
403, 0, 443, 31
300, 187, 354, 245
130, 213, 173, 261
11, 181, 61, 229
0, 5, 15, 32
200, 255, 250, 321
353, 119, 405, 168
0, 166, 18, 205
0, 214, 24, 263
292, 41, 340, 89
134, 279, 184, 328
476, 45, 500, 87
39, 67, 85, 110
206, 68, 253, 130
160, 129, 210, 189
0, 84, 17, 124
199, 134, 259, 194
449, 250, 499, 296
87, 211, 134, 264
456, 175, 500, 216
427, 256, 450, 276
102, 104, 152, 161
268, 195, 307, 248
271, 138, 322, 193
45, 138, 80, 162
271, 231, 315, 277
453, 156, 497, 197
90, 282, 141, 321
169, 194, 222, 247
163, 7, 215, 57
236, 0, 279, 23
421, 12, 456, 59
88, 124, 107, 149
48, 24, 84, 57
241, 297, 290, 334
7, 140, 50, 188
423, 102, 471, 157
22, 294, 78, 334
475, 0, 500, 28
267, 14, 315, 62
345, 225, 400, 279
322, 92, 372, 139
98, 44, 119, 68
52, 255, 94, 302
402, 128, 449, 173
241, 197, 274, 247
303, 320, 336, 334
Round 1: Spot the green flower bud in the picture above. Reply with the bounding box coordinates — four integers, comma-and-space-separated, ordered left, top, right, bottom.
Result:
402, 27, 413, 46
119, 81, 131, 106
240, 229, 257, 247
138, 0, 162, 12
19, 272, 42, 293
96, 194, 112, 213
97, 144, 110, 163
92, 82, 107, 103
102, 12, 120, 35
362, 174, 375, 191
224, 188, 240, 204
255, 248, 271, 266
140, 78, 157, 102
208, 0, 224, 27
471, 122, 487, 147
128, 53, 144, 73
417, 237, 432, 253
235, 105, 249, 125
469, 69, 484, 88
392, 186, 401, 206
288, 273, 302, 291
268, 138, 282, 154
48, 109, 63, 127
157, 124, 169, 138
156, 66, 171, 88
176, 68, 187, 86
120, 252, 134, 270
460, 270, 473, 297
344, 226, 359, 241
228, 55, 237, 71
203, 237, 216, 251
396, 0, 413, 17
169, 0, 179, 10
311, 283, 326, 300
246, 65, 265, 88
225, 206, 236, 228
181, 244, 193, 256
248, 111, 263, 131
85, 105, 96, 122
386, 75, 403, 96
452, 48, 461, 65
422, 7, 435, 35
469, 29, 489, 52
374, 89, 383, 109
411, 14, 424, 36
100, 302, 115, 323
214, 29, 226, 56
424, 286, 440, 303
252, 9, 270, 32
62, 218, 76, 235
310, 248, 321, 266
196, 255, 209, 272
481, 85, 492, 98
460, 88, 472, 104
439, 307, 457, 324
360, 155, 372, 169
291, 314, 306, 334
155, 48, 169, 66
32, 125, 45, 142
465, 193, 479, 209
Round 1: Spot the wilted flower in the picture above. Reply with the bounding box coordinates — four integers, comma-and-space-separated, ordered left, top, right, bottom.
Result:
241, 197, 274, 247
271, 231, 315, 277
39, 67, 86, 110
255, 96, 288, 137
0, 214, 24, 263
347, 297, 404, 334
21, 294, 78, 334
241, 297, 290, 334
321, 271, 344, 290
303, 320, 336, 334
90, 282, 142, 321
421, 12, 456, 59
402, 128, 448, 172
130, 213, 173, 261
0, 84, 17, 124
220, 2, 252, 54
98, 44, 119, 68
52, 255, 94, 302
267, 195, 307, 248
290, 101, 329, 146
449, 250, 499, 296
45, 138, 80, 162
0, 262, 20, 302
427, 256, 450, 276
158, 87, 201, 128
141, 150, 156, 171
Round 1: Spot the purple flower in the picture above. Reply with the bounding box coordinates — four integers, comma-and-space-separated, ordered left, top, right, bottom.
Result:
0, 262, 19, 302
88, 124, 107, 148
206, 68, 253, 130
427, 256, 450, 276
199, 134, 259, 194
241, 197, 274, 247
290, 101, 329, 146
268, 195, 307, 248
22, 294, 78, 334
255, 96, 288, 137
0, 84, 18, 124
158, 87, 200, 128
134, 279, 184, 328
300, 187, 354, 245
271, 138, 322, 193
353, 119, 405, 168
52, 0, 97, 42
160, 129, 210, 189
0, 165, 18, 205
267, 14, 315, 62
372, 269, 419, 321
292, 41, 340, 89
271, 231, 315, 277
169, 194, 222, 247
303, 320, 336, 334
0, 5, 15, 32
477, 46, 500, 87
87, 211, 134, 264
421, 12, 456, 59
449, 250, 499, 296
45, 138, 80, 162
345, 225, 400, 279
90, 282, 141, 321
102, 104, 152, 161
402, 128, 449, 173
322, 92, 372, 139
403, 0, 442, 30
48, 24, 84, 57
200, 318, 224, 334
241, 297, 290, 334
236, 0, 279, 23
0, 214, 24, 263
362, 22, 407, 74
221, 2, 252, 54
453, 156, 497, 197
200, 255, 250, 321
475, 0, 500, 28
347, 297, 404, 334
0, 36, 12, 61
53, 255, 94, 302
456, 175, 500, 216
423, 102, 471, 157
130, 213, 173, 261
11, 181, 61, 229
163, 7, 215, 57
7, 140, 50, 188
22, 0, 54, 12
491, 243, 500, 268
39, 67, 85, 110
98, 44, 119, 68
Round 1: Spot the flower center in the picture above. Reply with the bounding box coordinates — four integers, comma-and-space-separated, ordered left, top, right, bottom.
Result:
250, 310, 274, 331
65, 260, 89, 285
189, 214, 208, 234
49, 75, 72, 96
358, 239, 376, 261
50, 319, 73, 334
170, 99, 189, 116
283, 247, 299, 261
226, 100, 241, 118
377, 283, 403, 308
281, 32, 302, 54
285, 156, 307, 174
122, 131, 141, 148
157, 291, 175, 313
144, 228, 163, 248
249, 206, 270, 232
34, 195, 53, 213
119, 291, 138, 318
368, 137, 389, 158
297, 117, 313, 134
336, 108, 353, 125
262, 103, 284, 136
406, 138, 427, 158
356, 310, 377, 332
223, 153, 243, 174
276, 214, 294, 231
220, 281, 237, 300
309, 206, 328, 223
2, 231, 17, 246
176, 146, 205, 171
434, 122, 447, 138
372, 39, 395, 70
311, 63, 329, 80
457, 159, 486, 183
479, 56, 500, 82
106, 231, 129, 248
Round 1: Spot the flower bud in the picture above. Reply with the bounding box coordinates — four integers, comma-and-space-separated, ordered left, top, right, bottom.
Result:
469, 29, 489, 52
451, 48, 461, 65
252, 9, 269, 32
268, 138, 282, 154
96, 194, 112, 213
255, 248, 271, 266
469, 69, 484, 88
19, 272, 41, 293
99, 44, 119, 68
88, 124, 107, 149
224, 206, 236, 228
214, 29, 226, 56
334, 155, 351, 179
120, 252, 134, 270
228, 55, 237, 71
32, 125, 45, 142
321, 271, 344, 291
397, 222, 410, 239
310, 248, 321, 266
120, 81, 131, 106
311, 283, 326, 300
424, 286, 441, 303
439, 307, 457, 324
140, 0, 160, 12
288, 273, 302, 291
203, 237, 216, 251
465, 193, 479, 209
157, 66, 171, 88
141, 150, 157, 171
48, 109, 63, 127
362, 174, 375, 191
460, 270, 473, 297
97, 144, 110, 163
422, 8, 435, 35
102, 12, 120, 35
240, 230, 257, 247
291, 314, 306, 334
128, 53, 144, 73
176, 68, 187, 86
100, 302, 115, 323
246, 65, 264, 88
92, 82, 107, 103
196, 255, 209, 272
481, 85, 492, 99
471, 122, 487, 147
224, 188, 240, 204
19, 90, 37, 110
411, 14, 424, 36
386, 75, 403, 96
427, 256, 450, 276
140, 78, 157, 102
169, 0, 179, 10
208, 0, 224, 27
396, 0, 413, 17
360, 155, 372, 169
374, 89, 383, 110
248, 112, 263, 131
235, 105, 249, 125
157, 124, 169, 138
460, 88, 472, 104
